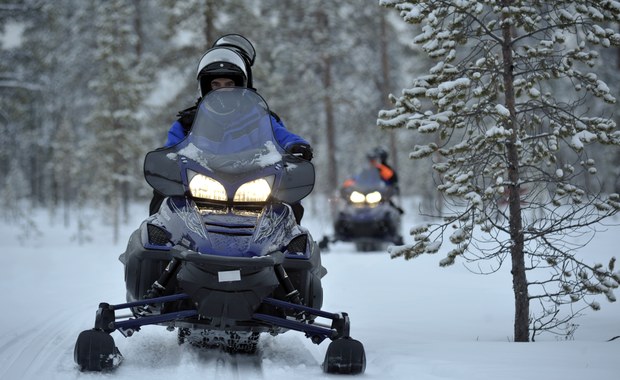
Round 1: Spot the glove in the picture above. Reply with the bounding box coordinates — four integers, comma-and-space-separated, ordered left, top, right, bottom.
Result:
287, 143, 313, 161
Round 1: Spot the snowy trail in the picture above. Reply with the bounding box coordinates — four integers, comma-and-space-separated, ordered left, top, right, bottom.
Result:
0, 213, 343, 379
1, 206, 619, 379
97, 314, 328, 380
0, 309, 78, 378
112, 331, 270, 380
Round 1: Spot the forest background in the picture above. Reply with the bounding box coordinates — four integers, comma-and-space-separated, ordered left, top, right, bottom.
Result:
2, 0, 620, 242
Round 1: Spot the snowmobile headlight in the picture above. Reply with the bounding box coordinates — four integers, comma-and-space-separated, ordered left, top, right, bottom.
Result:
189, 173, 227, 201
233, 176, 273, 202
365, 191, 382, 204
350, 191, 366, 204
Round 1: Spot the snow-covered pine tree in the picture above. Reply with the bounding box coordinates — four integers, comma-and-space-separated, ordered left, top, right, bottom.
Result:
257, 0, 410, 194
379, 0, 620, 341
1, 1, 97, 231
253, 0, 343, 192
85, 0, 150, 243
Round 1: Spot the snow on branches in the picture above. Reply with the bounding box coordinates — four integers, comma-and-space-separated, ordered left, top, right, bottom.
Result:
380, 0, 620, 341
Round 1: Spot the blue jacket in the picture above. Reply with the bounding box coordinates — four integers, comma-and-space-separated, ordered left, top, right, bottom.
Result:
165, 114, 309, 149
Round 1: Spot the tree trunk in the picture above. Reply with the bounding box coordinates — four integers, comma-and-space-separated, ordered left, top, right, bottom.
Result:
317, 11, 338, 191
500, 8, 529, 342
203, 0, 216, 46
322, 54, 338, 191
112, 180, 120, 245
133, 0, 143, 59
379, 12, 398, 173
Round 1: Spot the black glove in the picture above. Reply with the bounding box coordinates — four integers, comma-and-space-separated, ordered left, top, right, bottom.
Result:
287, 143, 313, 161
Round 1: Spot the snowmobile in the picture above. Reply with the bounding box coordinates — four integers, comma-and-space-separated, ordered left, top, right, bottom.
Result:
74, 88, 366, 374
321, 168, 403, 252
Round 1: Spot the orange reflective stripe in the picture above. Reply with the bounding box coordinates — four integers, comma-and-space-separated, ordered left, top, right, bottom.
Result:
343, 178, 355, 188
377, 164, 394, 181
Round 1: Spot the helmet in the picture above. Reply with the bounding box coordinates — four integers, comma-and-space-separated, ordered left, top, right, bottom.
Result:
212, 34, 255, 66
367, 146, 388, 163
212, 34, 255, 88
196, 47, 248, 97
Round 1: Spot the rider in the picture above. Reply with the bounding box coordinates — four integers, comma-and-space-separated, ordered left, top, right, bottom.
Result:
342, 146, 399, 190
150, 34, 313, 222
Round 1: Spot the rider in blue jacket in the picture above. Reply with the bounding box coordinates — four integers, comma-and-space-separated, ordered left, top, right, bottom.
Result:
164, 35, 311, 152
149, 35, 313, 221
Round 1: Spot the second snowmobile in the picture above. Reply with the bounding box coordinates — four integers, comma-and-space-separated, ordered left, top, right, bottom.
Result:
321, 168, 403, 252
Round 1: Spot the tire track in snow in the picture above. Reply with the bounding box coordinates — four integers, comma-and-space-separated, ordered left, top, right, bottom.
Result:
0, 308, 79, 379
209, 347, 265, 379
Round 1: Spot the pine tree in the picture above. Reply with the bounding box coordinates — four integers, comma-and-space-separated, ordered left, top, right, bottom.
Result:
86, 0, 150, 243
257, 0, 409, 194
379, 0, 620, 341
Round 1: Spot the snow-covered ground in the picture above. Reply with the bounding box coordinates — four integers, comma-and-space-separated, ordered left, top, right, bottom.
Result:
1, 198, 618, 380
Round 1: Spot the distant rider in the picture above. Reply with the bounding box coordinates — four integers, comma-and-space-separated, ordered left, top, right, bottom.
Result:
342, 146, 399, 190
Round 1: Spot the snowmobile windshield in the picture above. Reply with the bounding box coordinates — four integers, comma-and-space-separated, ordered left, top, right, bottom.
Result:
182, 88, 281, 173
143, 88, 314, 203
353, 168, 387, 193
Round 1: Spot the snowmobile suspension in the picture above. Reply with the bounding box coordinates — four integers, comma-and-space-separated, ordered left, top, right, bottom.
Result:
92, 293, 350, 344
255, 297, 351, 344
94, 294, 196, 335
144, 257, 182, 299
274, 264, 301, 304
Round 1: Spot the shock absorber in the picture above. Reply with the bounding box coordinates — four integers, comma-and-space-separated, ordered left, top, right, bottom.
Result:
274, 264, 302, 305
137, 257, 182, 315
145, 257, 181, 299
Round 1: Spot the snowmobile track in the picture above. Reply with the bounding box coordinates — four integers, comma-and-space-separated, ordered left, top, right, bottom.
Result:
213, 349, 265, 379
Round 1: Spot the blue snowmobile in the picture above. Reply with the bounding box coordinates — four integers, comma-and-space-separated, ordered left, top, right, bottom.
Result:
74, 88, 366, 374
321, 168, 404, 252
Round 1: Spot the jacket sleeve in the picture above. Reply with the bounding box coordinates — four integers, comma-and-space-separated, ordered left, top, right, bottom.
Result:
374, 162, 395, 182
271, 116, 310, 150
165, 121, 186, 147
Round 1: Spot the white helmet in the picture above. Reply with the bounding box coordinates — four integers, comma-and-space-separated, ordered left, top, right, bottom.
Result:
196, 47, 248, 97
212, 34, 256, 88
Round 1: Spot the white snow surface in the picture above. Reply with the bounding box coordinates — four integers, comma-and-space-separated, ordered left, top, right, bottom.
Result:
1, 199, 619, 380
